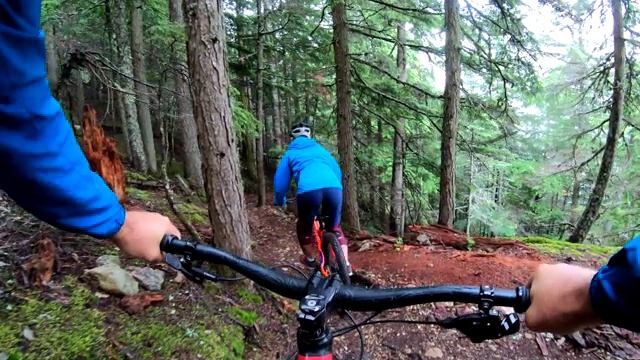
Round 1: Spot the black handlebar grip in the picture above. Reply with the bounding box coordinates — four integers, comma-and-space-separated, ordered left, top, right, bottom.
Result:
513, 286, 531, 314
160, 234, 178, 253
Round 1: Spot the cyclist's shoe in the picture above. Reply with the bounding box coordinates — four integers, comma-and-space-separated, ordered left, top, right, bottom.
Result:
346, 262, 354, 276
299, 255, 316, 269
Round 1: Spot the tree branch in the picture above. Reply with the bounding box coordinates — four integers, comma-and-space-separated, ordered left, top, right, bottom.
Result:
352, 57, 442, 99
352, 66, 442, 133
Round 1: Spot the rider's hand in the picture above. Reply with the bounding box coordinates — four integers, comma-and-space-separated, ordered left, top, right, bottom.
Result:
110, 210, 181, 262
525, 263, 603, 334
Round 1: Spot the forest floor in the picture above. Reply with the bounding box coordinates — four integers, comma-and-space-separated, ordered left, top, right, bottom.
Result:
0, 182, 638, 360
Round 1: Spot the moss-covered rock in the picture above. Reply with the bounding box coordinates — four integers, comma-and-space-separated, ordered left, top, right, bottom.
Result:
517, 236, 620, 258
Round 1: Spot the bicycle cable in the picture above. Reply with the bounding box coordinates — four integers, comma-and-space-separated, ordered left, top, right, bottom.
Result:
344, 309, 365, 360
333, 311, 383, 337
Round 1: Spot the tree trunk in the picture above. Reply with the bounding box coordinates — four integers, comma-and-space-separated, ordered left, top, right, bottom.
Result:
115, 94, 133, 160
69, 70, 85, 127
466, 154, 475, 235
364, 115, 375, 214
232, 0, 257, 185
568, 0, 625, 243
255, 0, 267, 206
376, 118, 387, 232
183, 0, 252, 262
438, 0, 461, 228
169, 0, 204, 189
331, 0, 360, 232
284, 60, 295, 130
570, 170, 581, 223
114, 0, 147, 171
292, 61, 301, 118
130, 0, 158, 173
270, 62, 282, 150
389, 24, 406, 237
45, 26, 59, 94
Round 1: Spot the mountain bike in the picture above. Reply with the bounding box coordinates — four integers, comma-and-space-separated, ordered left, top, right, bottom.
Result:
161, 235, 531, 360
313, 215, 351, 285
280, 198, 351, 285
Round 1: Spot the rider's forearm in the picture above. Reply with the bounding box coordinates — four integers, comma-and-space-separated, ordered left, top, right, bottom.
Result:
0, 86, 126, 239
0, 3, 126, 239
273, 154, 291, 204
589, 235, 640, 332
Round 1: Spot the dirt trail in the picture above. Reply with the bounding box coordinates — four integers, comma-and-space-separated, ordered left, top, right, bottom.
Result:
1, 188, 635, 360
245, 200, 631, 360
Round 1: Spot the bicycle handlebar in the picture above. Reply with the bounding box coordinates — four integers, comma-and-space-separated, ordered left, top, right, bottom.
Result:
160, 235, 531, 313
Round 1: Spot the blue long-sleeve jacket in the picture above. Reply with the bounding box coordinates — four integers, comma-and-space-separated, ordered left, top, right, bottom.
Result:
273, 137, 342, 206
590, 234, 640, 331
0, 1, 125, 239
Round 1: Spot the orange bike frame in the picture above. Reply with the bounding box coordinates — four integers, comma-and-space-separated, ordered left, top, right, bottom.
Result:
312, 217, 334, 278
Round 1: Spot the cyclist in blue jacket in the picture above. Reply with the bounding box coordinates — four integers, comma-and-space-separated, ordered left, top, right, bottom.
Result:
0, 0, 180, 262
273, 122, 352, 274
526, 234, 640, 334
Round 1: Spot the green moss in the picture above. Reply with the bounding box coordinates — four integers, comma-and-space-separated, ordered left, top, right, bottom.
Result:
116, 311, 244, 359
166, 162, 185, 178
126, 171, 152, 182
225, 306, 259, 327
204, 282, 222, 295
517, 236, 620, 257
176, 202, 209, 226
237, 289, 263, 305
0, 277, 245, 360
126, 187, 152, 201
0, 283, 107, 359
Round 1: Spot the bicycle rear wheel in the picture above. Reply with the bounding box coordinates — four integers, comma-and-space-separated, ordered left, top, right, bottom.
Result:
321, 232, 351, 285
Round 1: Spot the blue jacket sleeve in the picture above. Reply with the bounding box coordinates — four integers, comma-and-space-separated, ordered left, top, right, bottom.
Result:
273, 152, 291, 206
589, 234, 640, 331
0, 0, 125, 239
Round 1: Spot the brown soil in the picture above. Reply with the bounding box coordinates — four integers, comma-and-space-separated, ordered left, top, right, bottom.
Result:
244, 195, 635, 360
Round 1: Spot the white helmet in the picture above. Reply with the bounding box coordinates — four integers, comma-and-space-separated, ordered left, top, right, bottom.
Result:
291, 122, 311, 139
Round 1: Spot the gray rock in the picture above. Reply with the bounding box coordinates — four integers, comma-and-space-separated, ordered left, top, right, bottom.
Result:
96, 255, 121, 267
417, 234, 431, 245
84, 263, 139, 296
424, 347, 444, 358
358, 240, 374, 252
569, 331, 586, 347
130, 267, 165, 291
22, 327, 34, 341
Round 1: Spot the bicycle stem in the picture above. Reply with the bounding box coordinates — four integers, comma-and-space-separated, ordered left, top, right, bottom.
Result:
297, 271, 343, 358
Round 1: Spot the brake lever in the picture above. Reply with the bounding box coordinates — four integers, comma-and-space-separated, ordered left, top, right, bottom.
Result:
440, 311, 521, 343
164, 253, 205, 284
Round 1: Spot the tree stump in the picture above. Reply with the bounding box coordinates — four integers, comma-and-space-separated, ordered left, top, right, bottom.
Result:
81, 105, 126, 202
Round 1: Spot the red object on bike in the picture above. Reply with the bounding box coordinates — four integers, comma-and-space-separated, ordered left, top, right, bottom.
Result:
298, 355, 332, 360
